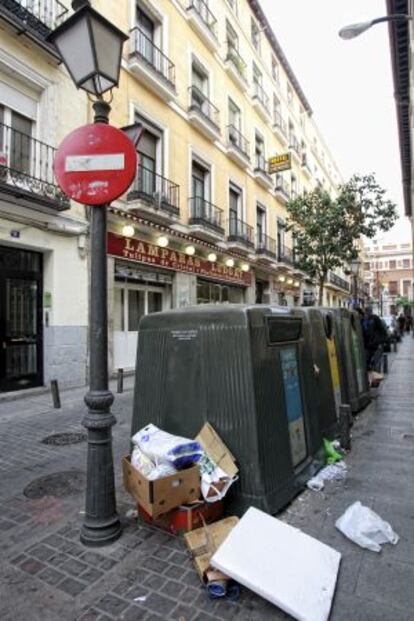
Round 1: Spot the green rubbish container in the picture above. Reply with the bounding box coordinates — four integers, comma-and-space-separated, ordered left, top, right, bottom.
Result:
294, 308, 344, 439
330, 308, 370, 413
131, 304, 324, 516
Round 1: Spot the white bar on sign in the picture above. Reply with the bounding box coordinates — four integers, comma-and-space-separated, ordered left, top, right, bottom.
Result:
65, 153, 125, 172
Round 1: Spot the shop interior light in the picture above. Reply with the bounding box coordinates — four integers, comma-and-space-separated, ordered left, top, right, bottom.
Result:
207, 252, 217, 262
241, 263, 250, 272
294, 281, 300, 287
225, 258, 235, 268
287, 278, 294, 285
157, 235, 169, 248
122, 224, 135, 237
185, 245, 195, 256
278, 275, 286, 282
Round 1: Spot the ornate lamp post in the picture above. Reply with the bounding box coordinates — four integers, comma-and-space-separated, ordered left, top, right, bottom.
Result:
350, 258, 362, 308
48, 0, 128, 546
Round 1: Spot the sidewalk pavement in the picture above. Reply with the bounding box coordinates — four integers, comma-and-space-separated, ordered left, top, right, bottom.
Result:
0, 339, 413, 621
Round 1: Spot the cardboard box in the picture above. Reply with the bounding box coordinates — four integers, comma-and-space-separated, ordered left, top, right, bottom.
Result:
196, 423, 239, 479
138, 500, 223, 535
184, 516, 239, 583
122, 455, 200, 517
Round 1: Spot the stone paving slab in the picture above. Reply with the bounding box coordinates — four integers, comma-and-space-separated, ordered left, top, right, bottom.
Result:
0, 338, 413, 620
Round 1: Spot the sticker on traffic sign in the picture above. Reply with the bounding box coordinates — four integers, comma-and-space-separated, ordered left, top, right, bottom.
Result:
54, 124, 137, 206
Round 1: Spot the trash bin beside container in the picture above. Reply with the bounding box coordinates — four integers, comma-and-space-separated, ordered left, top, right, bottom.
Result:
330, 308, 370, 414
294, 308, 342, 439
131, 304, 324, 516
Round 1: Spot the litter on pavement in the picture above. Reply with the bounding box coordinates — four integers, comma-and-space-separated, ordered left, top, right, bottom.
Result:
211, 507, 341, 621
335, 501, 399, 552
307, 462, 347, 491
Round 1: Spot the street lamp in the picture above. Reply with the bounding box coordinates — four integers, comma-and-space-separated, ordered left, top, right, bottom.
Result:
48, 1, 128, 547
350, 258, 361, 308
339, 14, 411, 40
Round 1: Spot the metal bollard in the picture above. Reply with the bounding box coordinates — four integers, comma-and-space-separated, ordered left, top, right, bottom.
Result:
339, 404, 352, 451
117, 368, 124, 393
51, 379, 61, 409
382, 353, 388, 374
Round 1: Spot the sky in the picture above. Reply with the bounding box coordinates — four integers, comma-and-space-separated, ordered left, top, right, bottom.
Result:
260, 0, 411, 243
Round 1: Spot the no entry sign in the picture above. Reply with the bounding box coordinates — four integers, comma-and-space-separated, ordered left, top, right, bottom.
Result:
54, 124, 137, 206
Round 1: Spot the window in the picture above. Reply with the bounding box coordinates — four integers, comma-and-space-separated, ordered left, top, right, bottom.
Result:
136, 7, 158, 64
0, 105, 33, 175
364, 262, 370, 271
228, 98, 241, 131
389, 260, 396, 269
256, 204, 266, 240
251, 18, 260, 52
226, 0, 237, 11
226, 19, 238, 50
273, 94, 281, 124
197, 280, 243, 304
255, 131, 265, 169
287, 84, 293, 105
403, 258, 410, 268
191, 61, 208, 111
388, 281, 398, 295
229, 182, 242, 222
252, 62, 262, 86
291, 174, 298, 197
403, 280, 411, 296
271, 57, 279, 82
192, 161, 208, 201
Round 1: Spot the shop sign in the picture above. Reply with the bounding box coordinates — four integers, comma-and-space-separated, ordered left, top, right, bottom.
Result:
108, 233, 252, 286
268, 153, 291, 174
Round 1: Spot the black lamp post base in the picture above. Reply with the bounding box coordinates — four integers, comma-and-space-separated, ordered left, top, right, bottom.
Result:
80, 516, 122, 547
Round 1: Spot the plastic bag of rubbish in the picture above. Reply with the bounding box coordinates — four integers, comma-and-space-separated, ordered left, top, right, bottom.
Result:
198, 453, 238, 503
132, 424, 203, 469
307, 462, 347, 491
335, 501, 399, 552
131, 445, 177, 481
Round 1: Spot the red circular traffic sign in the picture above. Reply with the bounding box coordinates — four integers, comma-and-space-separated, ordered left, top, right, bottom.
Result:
54, 124, 137, 206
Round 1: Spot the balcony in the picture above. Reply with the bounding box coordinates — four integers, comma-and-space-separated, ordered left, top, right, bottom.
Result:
289, 135, 302, 164
0, 0, 68, 58
227, 216, 254, 252
252, 82, 271, 122
0, 122, 69, 212
226, 125, 250, 169
188, 86, 220, 142
301, 153, 312, 177
188, 196, 224, 241
129, 27, 176, 101
127, 166, 180, 224
187, 0, 218, 51
273, 111, 288, 144
256, 232, 276, 262
275, 174, 290, 204
329, 272, 350, 292
225, 43, 249, 92
253, 154, 273, 190
278, 243, 294, 267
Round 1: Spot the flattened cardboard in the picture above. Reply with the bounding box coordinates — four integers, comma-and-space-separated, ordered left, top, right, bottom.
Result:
184, 516, 239, 582
122, 456, 200, 517
196, 423, 238, 479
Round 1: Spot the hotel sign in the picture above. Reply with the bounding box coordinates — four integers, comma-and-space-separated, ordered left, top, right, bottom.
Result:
107, 233, 252, 286
268, 153, 291, 174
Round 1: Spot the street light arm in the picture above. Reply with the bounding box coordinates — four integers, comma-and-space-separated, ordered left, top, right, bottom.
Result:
339, 14, 412, 40
371, 14, 412, 26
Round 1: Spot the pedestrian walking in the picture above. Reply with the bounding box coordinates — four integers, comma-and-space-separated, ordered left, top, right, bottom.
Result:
397, 313, 406, 337
361, 307, 388, 372
404, 314, 412, 333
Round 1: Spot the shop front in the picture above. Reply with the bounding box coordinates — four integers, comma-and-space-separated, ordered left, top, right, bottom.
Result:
107, 231, 253, 370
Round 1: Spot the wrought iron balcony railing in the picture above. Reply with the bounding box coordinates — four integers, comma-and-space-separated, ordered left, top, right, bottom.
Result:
0, 122, 69, 210
188, 0, 217, 37
253, 81, 270, 113
0, 0, 69, 38
329, 272, 350, 292
278, 243, 294, 265
226, 42, 248, 81
127, 166, 180, 216
256, 232, 276, 258
275, 174, 290, 197
228, 215, 254, 246
188, 86, 220, 129
189, 196, 223, 232
273, 111, 287, 137
289, 135, 301, 156
227, 124, 250, 159
130, 27, 175, 88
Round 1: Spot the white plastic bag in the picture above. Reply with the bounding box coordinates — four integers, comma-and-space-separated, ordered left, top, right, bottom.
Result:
130, 445, 177, 481
307, 462, 347, 491
335, 501, 399, 552
198, 453, 237, 502
132, 424, 203, 468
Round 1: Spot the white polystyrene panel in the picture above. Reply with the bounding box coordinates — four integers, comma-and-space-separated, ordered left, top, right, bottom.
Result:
211, 507, 341, 621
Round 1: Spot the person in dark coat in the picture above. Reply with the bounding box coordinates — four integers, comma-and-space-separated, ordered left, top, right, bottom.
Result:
397, 313, 406, 337
361, 307, 387, 370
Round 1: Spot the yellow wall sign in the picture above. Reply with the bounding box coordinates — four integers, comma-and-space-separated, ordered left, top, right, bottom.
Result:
268, 153, 291, 174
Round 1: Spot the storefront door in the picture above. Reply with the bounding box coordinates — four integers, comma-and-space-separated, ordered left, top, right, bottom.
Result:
114, 283, 164, 370
0, 246, 43, 392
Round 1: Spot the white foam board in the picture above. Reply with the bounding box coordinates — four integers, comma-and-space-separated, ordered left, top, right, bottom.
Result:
211, 507, 341, 621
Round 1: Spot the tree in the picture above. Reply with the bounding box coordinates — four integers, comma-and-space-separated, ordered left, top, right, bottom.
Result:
286, 173, 397, 305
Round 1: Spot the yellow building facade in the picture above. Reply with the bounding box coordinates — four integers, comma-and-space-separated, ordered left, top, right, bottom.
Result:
95, 0, 350, 369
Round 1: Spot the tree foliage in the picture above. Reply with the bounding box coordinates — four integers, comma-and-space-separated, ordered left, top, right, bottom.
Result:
285, 173, 398, 304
